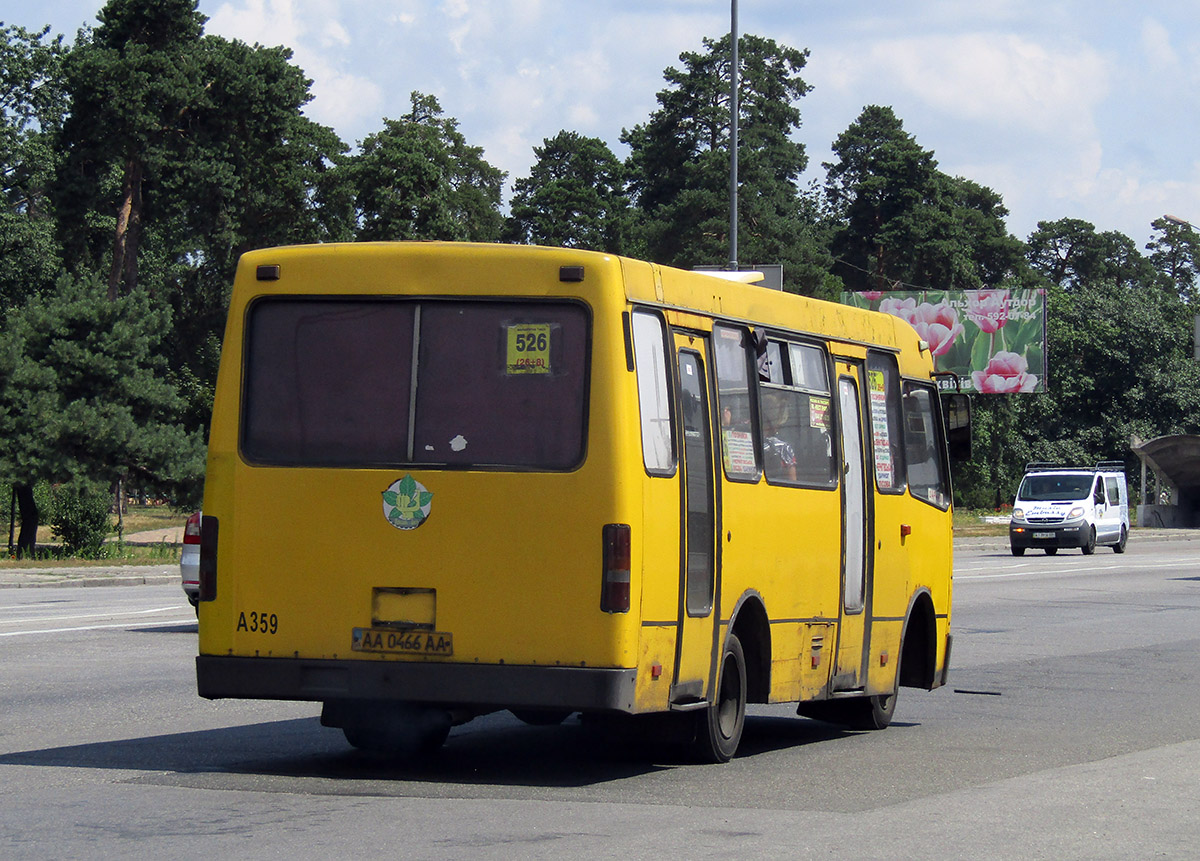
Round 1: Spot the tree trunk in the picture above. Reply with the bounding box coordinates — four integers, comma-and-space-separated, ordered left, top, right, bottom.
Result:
108, 157, 144, 300
15, 483, 38, 558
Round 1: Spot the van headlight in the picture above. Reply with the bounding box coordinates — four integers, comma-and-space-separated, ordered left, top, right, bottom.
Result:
1011, 508, 1025, 521
1067, 506, 1085, 520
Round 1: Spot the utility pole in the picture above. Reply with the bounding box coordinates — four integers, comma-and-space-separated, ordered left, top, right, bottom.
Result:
728, 0, 739, 271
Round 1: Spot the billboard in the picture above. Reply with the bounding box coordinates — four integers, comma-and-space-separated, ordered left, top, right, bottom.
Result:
841, 289, 1047, 393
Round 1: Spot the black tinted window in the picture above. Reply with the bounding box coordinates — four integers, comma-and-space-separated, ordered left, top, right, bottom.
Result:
242, 299, 589, 469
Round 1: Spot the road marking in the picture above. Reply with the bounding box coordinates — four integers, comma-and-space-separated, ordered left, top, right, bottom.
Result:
0, 618, 194, 637
0, 605, 186, 625
956, 560, 1196, 580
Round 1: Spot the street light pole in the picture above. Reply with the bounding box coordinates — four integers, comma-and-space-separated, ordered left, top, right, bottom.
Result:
728, 0, 739, 271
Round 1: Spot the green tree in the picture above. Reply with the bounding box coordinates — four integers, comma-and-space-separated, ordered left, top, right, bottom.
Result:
1146, 216, 1200, 302
623, 34, 827, 290
55, 0, 208, 298
54, 0, 348, 431
0, 276, 205, 555
346, 92, 505, 241
505, 130, 632, 252
0, 24, 67, 316
824, 105, 1024, 293
1025, 217, 1161, 293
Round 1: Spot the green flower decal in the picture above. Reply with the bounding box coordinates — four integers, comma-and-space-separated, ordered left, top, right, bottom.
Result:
382, 475, 433, 530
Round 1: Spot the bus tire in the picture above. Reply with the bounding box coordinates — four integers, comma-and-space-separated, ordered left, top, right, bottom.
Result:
341, 705, 451, 757
1113, 527, 1128, 553
1081, 527, 1096, 555
694, 633, 747, 763
1011, 546, 1025, 557
510, 709, 572, 726
1045, 547, 1058, 556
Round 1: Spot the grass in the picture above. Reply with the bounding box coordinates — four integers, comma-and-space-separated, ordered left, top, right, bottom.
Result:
0, 503, 187, 568
952, 508, 1010, 537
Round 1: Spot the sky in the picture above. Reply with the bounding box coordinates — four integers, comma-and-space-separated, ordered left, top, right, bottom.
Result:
6, 0, 1199, 251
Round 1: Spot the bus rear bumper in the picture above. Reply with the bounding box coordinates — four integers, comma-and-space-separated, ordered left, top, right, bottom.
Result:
196, 655, 638, 713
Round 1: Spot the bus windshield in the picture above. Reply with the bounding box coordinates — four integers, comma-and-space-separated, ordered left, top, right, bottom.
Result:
1018, 474, 1093, 502
241, 298, 589, 469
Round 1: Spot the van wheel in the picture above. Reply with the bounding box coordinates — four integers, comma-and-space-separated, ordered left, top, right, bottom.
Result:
692, 633, 746, 763
1113, 526, 1128, 554
1044, 547, 1058, 556
1081, 527, 1096, 555
1011, 546, 1025, 557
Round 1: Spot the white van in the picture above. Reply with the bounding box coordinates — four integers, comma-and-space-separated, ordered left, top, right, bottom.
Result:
1009, 462, 1129, 556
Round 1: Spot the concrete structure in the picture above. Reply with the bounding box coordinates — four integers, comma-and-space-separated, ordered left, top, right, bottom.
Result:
1132, 434, 1200, 527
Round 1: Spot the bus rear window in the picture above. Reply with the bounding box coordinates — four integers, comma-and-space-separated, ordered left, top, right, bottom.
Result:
242, 298, 589, 469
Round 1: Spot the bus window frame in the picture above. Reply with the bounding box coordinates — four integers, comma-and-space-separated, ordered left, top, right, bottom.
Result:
712, 323, 762, 484
866, 350, 908, 496
631, 307, 678, 478
238, 294, 593, 472
756, 334, 838, 491
900, 379, 952, 511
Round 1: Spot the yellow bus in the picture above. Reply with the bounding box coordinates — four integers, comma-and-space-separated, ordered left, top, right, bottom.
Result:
196, 242, 966, 761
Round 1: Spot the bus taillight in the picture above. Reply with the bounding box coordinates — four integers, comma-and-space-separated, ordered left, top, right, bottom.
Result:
601, 523, 631, 613
198, 515, 219, 602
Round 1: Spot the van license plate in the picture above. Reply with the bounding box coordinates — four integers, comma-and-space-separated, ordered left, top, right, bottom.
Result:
1032, 532, 1055, 539
352, 628, 453, 656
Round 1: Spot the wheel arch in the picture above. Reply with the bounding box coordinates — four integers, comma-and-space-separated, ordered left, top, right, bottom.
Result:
727, 590, 771, 704
899, 589, 938, 690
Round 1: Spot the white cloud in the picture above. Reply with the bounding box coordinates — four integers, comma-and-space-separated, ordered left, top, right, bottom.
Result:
207, 0, 302, 46
207, 0, 383, 137
826, 33, 1108, 140
1140, 18, 1178, 70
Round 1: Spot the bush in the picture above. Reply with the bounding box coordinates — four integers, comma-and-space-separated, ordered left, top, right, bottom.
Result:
49, 482, 113, 558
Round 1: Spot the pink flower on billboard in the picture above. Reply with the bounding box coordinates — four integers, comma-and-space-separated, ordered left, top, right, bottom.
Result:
878, 296, 917, 322
909, 301, 963, 357
971, 351, 1039, 393
856, 290, 884, 302
966, 289, 1009, 334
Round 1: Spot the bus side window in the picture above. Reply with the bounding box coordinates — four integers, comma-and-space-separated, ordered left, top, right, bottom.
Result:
713, 325, 759, 481
902, 383, 950, 509
632, 311, 675, 475
758, 340, 836, 488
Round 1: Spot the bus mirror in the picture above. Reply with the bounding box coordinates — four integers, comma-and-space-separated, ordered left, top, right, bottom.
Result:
943, 394, 971, 461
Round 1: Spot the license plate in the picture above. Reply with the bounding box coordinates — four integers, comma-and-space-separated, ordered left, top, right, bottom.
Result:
352, 628, 453, 656
1032, 532, 1055, 539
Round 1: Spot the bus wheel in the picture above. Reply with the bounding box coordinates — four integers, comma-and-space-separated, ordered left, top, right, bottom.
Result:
1081, 527, 1096, 555
694, 633, 747, 763
1011, 546, 1025, 557
1113, 527, 1128, 553
798, 687, 897, 730
341, 705, 451, 756
510, 709, 572, 726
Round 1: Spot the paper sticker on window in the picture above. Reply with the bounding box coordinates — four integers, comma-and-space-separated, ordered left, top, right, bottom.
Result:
506, 323, 552, 374
809, 396, 831, 430
868, 370, 894, 489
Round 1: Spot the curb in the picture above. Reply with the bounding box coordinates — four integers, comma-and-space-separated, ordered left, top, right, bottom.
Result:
0, 566, 178, 590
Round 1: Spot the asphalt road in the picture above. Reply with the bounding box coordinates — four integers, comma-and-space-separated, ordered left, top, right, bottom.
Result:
1, 536, 1198, 859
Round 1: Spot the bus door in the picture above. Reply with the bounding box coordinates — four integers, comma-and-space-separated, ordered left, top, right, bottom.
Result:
833, 363, 872, 690
671, 335, 718, 706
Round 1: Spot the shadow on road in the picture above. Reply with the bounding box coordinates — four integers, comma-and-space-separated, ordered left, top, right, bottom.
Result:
0, 710, 862, 789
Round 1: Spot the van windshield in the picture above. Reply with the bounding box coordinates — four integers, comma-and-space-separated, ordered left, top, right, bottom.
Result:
241, 298, 589, 469
1018, 474, 1093, 502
